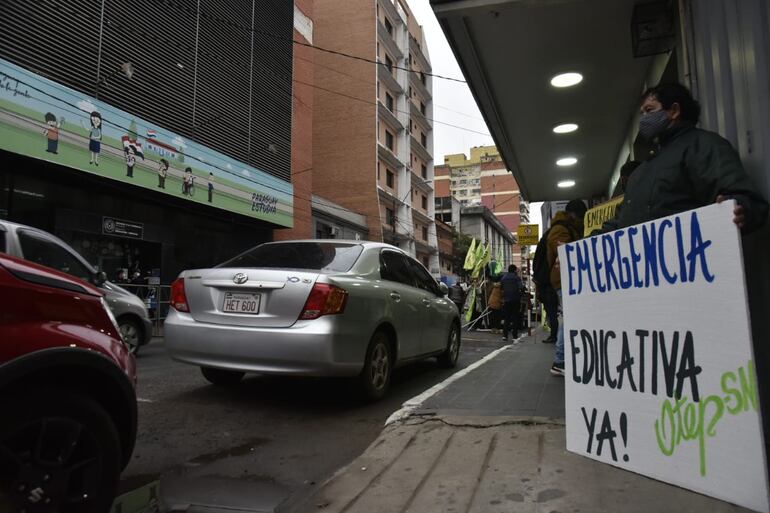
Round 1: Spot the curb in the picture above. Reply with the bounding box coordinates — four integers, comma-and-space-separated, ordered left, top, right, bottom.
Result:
385, 339, 519, 426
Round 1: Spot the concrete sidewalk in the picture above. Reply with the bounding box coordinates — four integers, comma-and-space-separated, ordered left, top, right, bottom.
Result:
288, 328, 750, 513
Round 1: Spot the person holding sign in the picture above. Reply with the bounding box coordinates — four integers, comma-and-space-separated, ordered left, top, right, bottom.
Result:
604, 83, 768, 233
548, 199, 587, 376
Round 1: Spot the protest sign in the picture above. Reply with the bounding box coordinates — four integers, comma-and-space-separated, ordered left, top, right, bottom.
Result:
558, 202, 769, 512
583, 195, 624, 236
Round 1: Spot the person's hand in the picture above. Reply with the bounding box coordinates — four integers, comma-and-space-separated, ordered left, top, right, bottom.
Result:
716, 195, 745, 229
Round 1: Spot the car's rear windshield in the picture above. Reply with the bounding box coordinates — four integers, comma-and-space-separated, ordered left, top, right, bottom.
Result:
218, 242, 364, 272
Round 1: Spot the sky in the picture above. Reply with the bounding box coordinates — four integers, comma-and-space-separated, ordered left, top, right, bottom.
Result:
408, 1, 543, 231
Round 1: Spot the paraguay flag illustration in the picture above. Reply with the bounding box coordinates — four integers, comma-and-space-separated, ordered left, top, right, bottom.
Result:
122, 135, 144, 159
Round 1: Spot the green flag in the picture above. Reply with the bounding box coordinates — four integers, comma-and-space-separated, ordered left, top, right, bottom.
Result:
463, 238, 477, 270
471, 242, 491, 279
494, 246, 504, 275
464, 287, 476, 322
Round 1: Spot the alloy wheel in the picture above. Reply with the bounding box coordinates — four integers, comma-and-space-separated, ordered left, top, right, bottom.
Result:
369, 342, 390, 391
119, 322, 140, 354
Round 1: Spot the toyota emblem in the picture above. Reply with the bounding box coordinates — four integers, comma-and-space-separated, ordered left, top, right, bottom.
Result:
233, 273, 248, 284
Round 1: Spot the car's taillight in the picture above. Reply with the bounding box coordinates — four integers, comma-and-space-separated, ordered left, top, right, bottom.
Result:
299, 283, 348, 320
171, 278, 190, 312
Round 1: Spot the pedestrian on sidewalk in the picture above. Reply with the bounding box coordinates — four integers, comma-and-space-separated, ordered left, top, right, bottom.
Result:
486, 280, 503, 334
603, 82, 768, 233
449, 280, 466, 314
547, 199, 586, 376
500, 265, 522, 341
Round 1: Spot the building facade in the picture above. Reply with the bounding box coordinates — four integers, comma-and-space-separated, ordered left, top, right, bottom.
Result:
0, 0, 295, 283
311, 0, 438, 274
457, 205, 517, 271
435, 145, 529, 268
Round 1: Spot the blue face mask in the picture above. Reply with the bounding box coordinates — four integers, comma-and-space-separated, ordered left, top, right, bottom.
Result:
638, 110, 670, 140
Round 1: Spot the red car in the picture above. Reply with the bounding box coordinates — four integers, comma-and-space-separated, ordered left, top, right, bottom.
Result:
0, 253, 137, 513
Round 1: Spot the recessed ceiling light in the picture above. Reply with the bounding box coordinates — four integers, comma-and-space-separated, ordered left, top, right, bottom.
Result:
553, 123, 578, 134
550, 72, 583, 88
557, 180, 576, 188
556, 157, 578, 166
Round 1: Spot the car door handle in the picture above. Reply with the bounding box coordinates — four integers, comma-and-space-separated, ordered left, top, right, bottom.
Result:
422, 298, 431, 306
389, 292, 401, 301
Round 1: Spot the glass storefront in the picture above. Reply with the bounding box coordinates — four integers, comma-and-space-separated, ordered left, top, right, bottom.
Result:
0, 150, 275, 283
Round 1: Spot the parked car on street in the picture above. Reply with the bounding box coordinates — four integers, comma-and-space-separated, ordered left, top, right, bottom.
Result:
0, 253, 137, 513
165, 241, 461, 399
0, 220, 153, 354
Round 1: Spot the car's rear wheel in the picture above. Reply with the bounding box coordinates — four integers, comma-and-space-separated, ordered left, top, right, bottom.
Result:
118, 317, 142, 355
359, 331, 393, 401
0, 390, 122, 513
200, 367, 245, 386
437, 322, 461, 368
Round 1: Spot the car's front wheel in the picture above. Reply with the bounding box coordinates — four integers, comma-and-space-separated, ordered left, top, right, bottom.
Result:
359, 331, 393, 401
437, 321, 461, 368
118, 317, 143, 355
201, 367, 245, 386
0, 390, 122, 513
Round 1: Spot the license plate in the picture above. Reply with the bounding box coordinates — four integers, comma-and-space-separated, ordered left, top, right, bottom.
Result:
222, 292, 261, 314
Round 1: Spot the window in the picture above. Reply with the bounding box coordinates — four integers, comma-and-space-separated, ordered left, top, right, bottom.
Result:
377, 161, 380, 180
421, 164, 427, 179
220, 242, 363, 272
421, 133, 427, 147
386, 169, 394, 188
385, 55, 393, 73
17, 230, 92, 281
421, 195, 427, 210
421, 73, 426, 85
385, 207, 396, 227
406, 257, 439, 295
459, 179, 467, 185
380, 250, 414, 286
384, 17, 393, 35
422, 226, 428, 240
385, 92, 393, 112
385, 130, 394, 151
420, 102, 426, 115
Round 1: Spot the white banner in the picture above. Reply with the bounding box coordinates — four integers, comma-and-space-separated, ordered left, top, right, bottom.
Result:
559, 202, 769, 512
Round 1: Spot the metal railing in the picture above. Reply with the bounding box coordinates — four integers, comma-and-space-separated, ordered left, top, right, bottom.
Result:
118, 284, 172, 337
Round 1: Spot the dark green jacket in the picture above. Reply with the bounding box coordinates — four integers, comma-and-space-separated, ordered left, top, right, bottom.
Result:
605, 123, 768, 233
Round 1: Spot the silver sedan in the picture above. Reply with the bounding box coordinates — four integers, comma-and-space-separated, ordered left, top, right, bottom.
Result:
164, 241, 461, 399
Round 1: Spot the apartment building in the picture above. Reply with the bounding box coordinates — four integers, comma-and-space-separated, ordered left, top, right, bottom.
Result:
435, 145, 529, 269
312, 0, 438, 274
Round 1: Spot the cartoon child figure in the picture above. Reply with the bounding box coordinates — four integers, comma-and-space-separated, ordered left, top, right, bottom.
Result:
43, 112, 59, 154
125, 145, 137, 178
88, 111, 102, 165
158, 159, 169, 188
207, 172, 214, 203
183, 167, 193, 195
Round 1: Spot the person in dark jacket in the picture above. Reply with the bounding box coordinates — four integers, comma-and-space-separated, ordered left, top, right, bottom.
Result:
605, 83, 768, 234
500, 265, 523, 341
449, 281, 466, 313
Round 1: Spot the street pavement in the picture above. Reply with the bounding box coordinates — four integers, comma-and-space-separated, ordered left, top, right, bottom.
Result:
287, 328, 753, 513
117, 333, 502, 512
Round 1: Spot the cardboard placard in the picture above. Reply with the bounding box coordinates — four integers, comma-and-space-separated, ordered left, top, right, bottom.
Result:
559, 202, 769, 512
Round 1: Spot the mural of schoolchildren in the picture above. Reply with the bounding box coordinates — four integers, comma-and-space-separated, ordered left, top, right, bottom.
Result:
43, 112, 59, 154
88, 111, 102, 165
183, 167, 193, 196
207, 172, 214, 203
158, 159, 169, 188
125, 144, 137, 177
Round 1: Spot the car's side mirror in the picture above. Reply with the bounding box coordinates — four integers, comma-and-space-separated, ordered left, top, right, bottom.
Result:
93, 271, 107, 287
438, 282, 449, 296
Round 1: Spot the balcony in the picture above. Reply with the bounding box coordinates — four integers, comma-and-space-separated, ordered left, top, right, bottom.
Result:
408, 69, 432, 101
409, 34, 431, 73
378, 141, 403, 170
410, 134, 432, 162
378, 0, 406, 26
410, 100, 432, 132
378, 99, 403, 132
378, 63, 403, 95
378, 20, 403, 61
411, 170, 432, 192
412, 206, 433, 224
